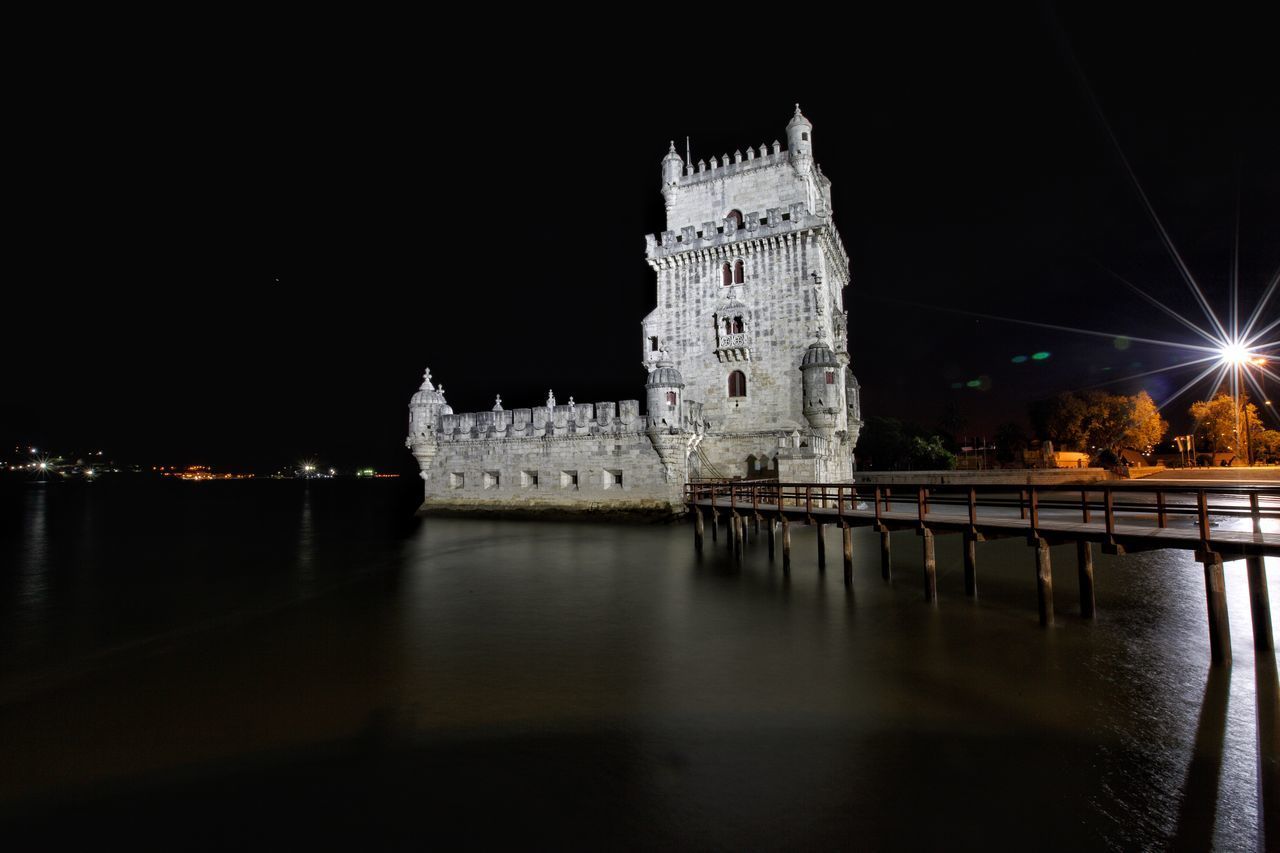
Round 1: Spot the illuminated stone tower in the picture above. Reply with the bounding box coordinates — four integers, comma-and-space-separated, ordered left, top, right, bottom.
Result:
642, 106, 862, 481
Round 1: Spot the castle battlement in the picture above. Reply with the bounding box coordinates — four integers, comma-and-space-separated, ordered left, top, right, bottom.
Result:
434, 399, 705, 443
645, 202, 822, 261
675, 142, 790, 188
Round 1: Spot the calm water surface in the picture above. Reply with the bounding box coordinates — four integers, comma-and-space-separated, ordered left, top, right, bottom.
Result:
1, 479, 1275, 850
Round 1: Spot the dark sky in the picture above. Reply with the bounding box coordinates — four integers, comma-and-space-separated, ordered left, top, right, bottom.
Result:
5, 6, 1277, 471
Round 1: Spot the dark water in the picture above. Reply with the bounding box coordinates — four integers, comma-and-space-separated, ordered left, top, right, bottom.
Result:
1, 479, 1275, 850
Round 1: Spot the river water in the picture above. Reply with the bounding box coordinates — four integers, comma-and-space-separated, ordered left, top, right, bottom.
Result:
1, 478, 1275, 850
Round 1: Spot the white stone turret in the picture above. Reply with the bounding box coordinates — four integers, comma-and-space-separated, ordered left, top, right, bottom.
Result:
406, 368, 448, 479
645, 358, 684, 434
661, 141, 683, 187
786, 103, 812, 160
800, 340, 840, 439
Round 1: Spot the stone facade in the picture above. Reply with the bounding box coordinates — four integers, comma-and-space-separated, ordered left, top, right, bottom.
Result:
407, 106, 861, 515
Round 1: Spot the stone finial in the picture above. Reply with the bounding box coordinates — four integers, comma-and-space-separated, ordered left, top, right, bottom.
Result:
421, 368, 434, 390
697, 159, 706, 172
568, 396, 575, 408
493, 395, 503, 412
547, 390, 556, 408
794, 102, 802, 116
734, 149, 743, 163
438, 384, 446, 396
760, 143, 769, 157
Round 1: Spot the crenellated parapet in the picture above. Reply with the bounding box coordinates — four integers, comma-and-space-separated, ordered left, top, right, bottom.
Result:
645, 202, 835, 262
433, 399, 705, 443
673, 141, 790, 188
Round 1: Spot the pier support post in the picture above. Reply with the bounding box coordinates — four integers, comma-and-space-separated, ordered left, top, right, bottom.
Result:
694, 509, 704, 553
752, 515, 760, 535
1199, 552, 1232, 667
711, 510, 718, 542
843, 525, 853, 584
1034, 538, 1054, 627
1077, 540, 1095, 619
733, 516, 744, 560
920, 528, 937, 603
816, 523, 827, 571
782, 518, 791, 574
880, 530, 892, 581
963, 531, 977, 597
767, 518, 776, 560
1246, 556, 1274, 652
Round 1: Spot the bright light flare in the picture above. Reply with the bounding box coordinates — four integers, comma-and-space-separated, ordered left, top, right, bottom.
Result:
1220, 342, 1253, 365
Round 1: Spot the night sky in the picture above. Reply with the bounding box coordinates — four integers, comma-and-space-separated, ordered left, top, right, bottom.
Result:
5, 6, 1277, 472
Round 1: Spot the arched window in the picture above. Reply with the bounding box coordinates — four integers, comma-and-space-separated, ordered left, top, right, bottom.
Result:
733, 259, 744, 284
665, 391, 677, 406
727, 209, 743, 229
825, 370, 835, 384
723, 318, 733, 335
722, 262, 732, 286
728, 370, 747, 398
732, 316, 744, 334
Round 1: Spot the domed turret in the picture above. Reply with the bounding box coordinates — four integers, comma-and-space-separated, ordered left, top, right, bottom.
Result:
407, 368, 448, 443
786, 103, 813, 159
800, 341, 839, 434
645, 359, 684, 433
661, 140, 684, 187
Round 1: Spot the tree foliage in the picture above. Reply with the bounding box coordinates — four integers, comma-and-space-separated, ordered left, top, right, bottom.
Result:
1031, 390, 1167, 455
1189, 393, 1264, 454
858, 416, 956, 470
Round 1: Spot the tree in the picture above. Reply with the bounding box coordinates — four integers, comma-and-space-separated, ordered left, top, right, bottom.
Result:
1189, 393, 1263, 454
994, 421, 1028, 464
907, 435, 957, 470
1032, 390, 1165, 457
1253, 429, 1280, 463
1030, 392, 1088, 451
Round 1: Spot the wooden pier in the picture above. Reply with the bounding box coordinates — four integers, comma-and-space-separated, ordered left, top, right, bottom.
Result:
688, 480, 1280, 666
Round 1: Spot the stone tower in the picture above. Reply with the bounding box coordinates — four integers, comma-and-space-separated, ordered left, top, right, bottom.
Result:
642, 106, 861, 481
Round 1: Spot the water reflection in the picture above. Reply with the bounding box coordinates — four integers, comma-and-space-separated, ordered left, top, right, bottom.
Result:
0, 482, 1275, 849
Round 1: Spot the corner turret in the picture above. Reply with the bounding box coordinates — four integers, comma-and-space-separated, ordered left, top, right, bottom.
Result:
406, 368, 448, 479
800, 340, 840, 438
786, 104, 812, 160
661, 140, 684, 187
645, 358, 684, 434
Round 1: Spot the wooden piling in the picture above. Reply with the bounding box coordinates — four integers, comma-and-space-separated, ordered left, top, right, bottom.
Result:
694, 509, 704, 553
1077, 540, 1095, 619
816, 523, 827, 571
880, 530, 892, 581
1201, 552, 1232, 667
1034, 538, 1054, 627
782, 518, 791, 574
842, 525, 853, 584
1246, 556, 1273, 652
1247, 495, 1274, 652
710, 510, 718, 542
767, 518, 776, 560
752, 514, 760, 535
963, 531, 977, 597
921, 528, 937, 602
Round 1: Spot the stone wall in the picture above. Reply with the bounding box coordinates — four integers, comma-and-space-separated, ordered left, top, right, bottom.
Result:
421, 431, 692, 515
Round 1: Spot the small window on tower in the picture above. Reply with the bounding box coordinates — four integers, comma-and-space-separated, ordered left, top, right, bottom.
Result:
825, 370, 835, 384
802, 132, 809, 141
666, 391, 677, 406
732, 316, 744, 334
722, 262, 732, 287
724, 318, 733, 335
649, 336, 659, 351
727, 210, 743, 229
728, 370, 747, 398
734, 259, 744, 284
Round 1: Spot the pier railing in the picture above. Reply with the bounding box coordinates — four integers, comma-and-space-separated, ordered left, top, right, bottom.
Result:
686, 479, 1278, 665
686, 480, 1279, 551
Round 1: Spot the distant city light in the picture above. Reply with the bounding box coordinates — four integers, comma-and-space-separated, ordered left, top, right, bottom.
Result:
1031, 351, 1051, 361
1011, 355, 1028, 364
